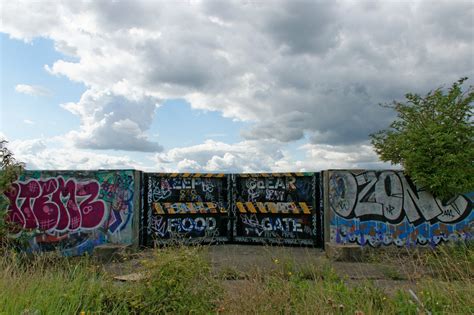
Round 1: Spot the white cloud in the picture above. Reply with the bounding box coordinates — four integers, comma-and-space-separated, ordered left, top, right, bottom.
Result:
2, 0, 472, 167
23, 119, 35, 125
61, 89, 162, 152
15, 84, 51, 96
155, 139, 285, 172
292, 142, 395, 171
8, 138, 47, 156
3, 136, 399, 172
176, 159, 202, 172
153, 139, 393, 173
8, 138, 145, 170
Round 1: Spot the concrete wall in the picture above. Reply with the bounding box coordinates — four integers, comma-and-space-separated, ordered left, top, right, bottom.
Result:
4, 169, 471, 254
2, 170, 141, 255
324, 170, 473, 247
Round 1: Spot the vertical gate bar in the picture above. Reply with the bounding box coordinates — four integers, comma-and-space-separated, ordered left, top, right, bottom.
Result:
139, 171, 143, 247
311, 173, 317, 247
231, 173, 237, 242
227, 174, 233, 243
138, 171, 143, 247
322, 171, 329, 251
142, 172, 149, 247
319, 172, 324, 249
315, 172, 322, 248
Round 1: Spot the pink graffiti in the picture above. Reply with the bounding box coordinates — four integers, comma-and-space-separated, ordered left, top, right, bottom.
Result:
4, 177, 107, 232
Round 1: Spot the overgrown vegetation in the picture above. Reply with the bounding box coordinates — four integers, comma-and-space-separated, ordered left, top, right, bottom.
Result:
217, 243, 474, 314
0, 139, 25, 250
370, 78, 474, 201
1, 243, 472, 314
0, 246, 220, 314
0, 139, 24, 193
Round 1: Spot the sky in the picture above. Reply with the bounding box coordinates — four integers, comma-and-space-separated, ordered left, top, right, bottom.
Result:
1, 0, 473, 172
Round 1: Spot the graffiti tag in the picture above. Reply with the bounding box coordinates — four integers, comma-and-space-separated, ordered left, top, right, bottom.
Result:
4, 177, 107, 232
150, 216, 218, 237
329, 171, 471, 225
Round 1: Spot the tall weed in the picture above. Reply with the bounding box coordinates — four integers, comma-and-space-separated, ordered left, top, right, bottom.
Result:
1, 242, 472, 314
0, 246, 220, 314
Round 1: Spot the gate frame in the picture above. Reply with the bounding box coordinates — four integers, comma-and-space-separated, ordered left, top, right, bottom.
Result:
231, 172, 322, 247
143, 173, 231, 246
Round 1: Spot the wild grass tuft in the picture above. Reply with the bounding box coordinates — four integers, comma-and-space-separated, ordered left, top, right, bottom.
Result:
0, 246, 220, 314
0, 242, 472, 314
217, 242, 474, 314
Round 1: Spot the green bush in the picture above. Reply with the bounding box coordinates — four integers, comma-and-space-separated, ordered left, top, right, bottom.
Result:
370, 78, 474, 201
114, 246, 220, 314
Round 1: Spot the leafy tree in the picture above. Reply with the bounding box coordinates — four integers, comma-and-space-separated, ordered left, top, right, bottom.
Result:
0, 139, 25, 248
370, 78, 474, 202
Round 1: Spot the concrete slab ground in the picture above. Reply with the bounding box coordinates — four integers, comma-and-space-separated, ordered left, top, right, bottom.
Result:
103, 244, 425, 297
207, 244, 325, 272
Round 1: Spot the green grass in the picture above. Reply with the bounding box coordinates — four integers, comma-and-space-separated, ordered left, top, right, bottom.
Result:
217, 242, 473, 314
218, 264, 473, 314
0, 247, 220, 314
0, 242, 473, 314
0, 252, 114, 314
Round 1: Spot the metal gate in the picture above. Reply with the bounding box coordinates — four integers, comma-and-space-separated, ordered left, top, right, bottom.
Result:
233, 173, 321, 246
144, 173, 230, 245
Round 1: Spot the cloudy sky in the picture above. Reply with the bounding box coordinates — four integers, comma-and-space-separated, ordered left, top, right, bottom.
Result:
1, 0, 473, 172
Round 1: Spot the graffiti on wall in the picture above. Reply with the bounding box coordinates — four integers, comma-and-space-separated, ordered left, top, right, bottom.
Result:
234, 173, 317, 244
149, 216, 223, 239
2, 171, 136, 255
238, 214, 313, 240
99, 172, 135, 234
148, 176, 226, 203
4, 178, 106, 232
329, 170, 473, 247
146, 174, 229, 243
237, 175, 313, 202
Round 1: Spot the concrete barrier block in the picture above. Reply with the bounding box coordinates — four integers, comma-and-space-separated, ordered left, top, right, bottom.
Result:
92, 244, 133, 263
325, 242, 363, 262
